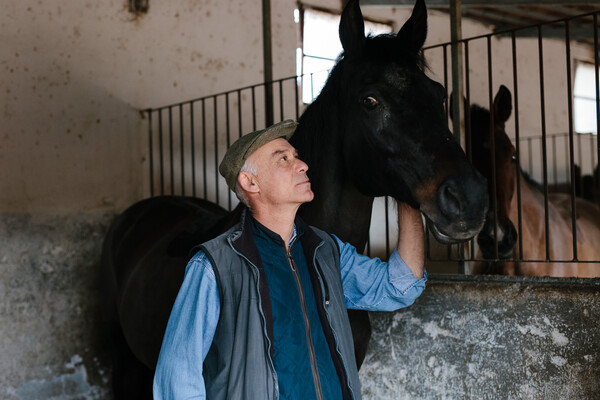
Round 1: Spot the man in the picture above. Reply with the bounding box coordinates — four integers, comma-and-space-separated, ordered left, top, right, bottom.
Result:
153, 120, 426, 400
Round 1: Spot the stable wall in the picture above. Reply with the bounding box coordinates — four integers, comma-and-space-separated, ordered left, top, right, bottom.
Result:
2, 0, 598, 398
2, 212, 598, 398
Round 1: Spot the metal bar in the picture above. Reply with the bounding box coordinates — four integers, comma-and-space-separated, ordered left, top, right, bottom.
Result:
537, 25, 551, 261
148, 110, 154, 197
262, 0, 274, 126
252, 87, 257, 131
511, 31, 524, 263
202, 99, 208, 199
279, 80, 284, 121
464, 40, 475, 261
158, 109, 165, 196
294, 75, 300, 120
190, 102, 197, 197
168, 106, 174, 195
464, 41, 472, 161
450, 0, 465, 149
552, 135, 557, 185
214, 96, 219, 205
443, 44, 449, 119
238, 89, 243, 140
385, 197, 390, 258
487, 35, 500, 260
226, 93, 232, 210
596, 13, 600, 207
179, 104, 185, 196
565, 20, 579, 260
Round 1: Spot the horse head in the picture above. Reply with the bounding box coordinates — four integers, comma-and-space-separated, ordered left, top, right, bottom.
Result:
322, 0, 488, 244
469, 85, 518, 259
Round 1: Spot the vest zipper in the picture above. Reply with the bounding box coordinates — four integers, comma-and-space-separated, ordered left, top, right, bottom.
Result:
286, 243, 324, 400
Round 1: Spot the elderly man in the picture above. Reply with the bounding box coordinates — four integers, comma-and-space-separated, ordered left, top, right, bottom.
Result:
153, 120, 426, 400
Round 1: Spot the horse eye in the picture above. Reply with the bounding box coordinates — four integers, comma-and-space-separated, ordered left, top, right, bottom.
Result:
362, 96, 379, 110
510, 154, 517, 163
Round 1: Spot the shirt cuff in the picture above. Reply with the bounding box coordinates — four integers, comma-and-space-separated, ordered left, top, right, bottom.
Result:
388, 250, 427, 294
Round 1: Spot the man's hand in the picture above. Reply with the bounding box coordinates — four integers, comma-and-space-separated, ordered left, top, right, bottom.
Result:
397, 202, 425, 279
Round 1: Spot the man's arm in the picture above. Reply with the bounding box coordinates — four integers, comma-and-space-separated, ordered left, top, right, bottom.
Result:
397, 202, 425, 279
153, 251, 220, 400
337, 202, 426, 311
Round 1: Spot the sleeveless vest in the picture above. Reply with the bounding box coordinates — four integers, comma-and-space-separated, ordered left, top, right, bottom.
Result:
199, 210, 361, 400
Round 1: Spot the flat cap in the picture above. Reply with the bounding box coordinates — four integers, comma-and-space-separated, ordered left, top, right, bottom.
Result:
219, 119, 298, 191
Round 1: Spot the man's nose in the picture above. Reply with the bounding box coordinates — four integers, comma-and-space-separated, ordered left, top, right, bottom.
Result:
296, 159, 309, 173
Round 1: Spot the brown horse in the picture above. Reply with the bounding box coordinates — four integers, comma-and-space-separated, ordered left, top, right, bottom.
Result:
469, 85, 600, 277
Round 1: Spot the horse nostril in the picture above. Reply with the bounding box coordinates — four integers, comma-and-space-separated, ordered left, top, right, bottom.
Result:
438, 179, 463, 218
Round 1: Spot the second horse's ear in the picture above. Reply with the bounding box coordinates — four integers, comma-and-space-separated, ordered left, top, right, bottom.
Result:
494, 85, 513, 124
396, 0, 428, 55
339, 0, 366, 58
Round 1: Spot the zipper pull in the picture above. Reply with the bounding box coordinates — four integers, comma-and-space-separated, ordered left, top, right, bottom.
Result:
286, 249, 297, 272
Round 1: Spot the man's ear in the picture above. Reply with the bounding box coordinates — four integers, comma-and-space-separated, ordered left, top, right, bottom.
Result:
238, 171, 259, 194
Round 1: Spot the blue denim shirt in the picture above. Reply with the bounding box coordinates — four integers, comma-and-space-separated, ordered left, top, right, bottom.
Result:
153, 232, 427, 399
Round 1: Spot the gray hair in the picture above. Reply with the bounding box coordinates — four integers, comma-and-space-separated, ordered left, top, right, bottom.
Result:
234, 159, 258, 207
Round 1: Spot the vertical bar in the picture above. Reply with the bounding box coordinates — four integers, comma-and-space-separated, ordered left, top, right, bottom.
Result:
443, 44, 449, 118
190, 102, 197, 198
450, 0, 465, 150
226, 93, 232, 210
214, 96, 220, 205
464, 40, 472, 161
537, 25, 551, 260
528, 137, 533, 174
238, 89, 243, 140
148, 110, 154, 197
595, 13, 600, 205
202, 99, 208, 199
279, 80, 285, 121
294, 74, 300, 120
384, 197, 390, 258
565, 20, 578, 260
179, 104, 185, 196
158, 109, 165, 196
310, 72, 315, 102
251, 86, 257, 131
511, 30, 524, 263
168, 106, 175, 195
552, 135, 557, 185
486, 35, 499, 260
262, 0, 274, 126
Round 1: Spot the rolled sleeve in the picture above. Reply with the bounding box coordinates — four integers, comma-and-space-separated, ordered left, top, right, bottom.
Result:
334, 235, 426, 312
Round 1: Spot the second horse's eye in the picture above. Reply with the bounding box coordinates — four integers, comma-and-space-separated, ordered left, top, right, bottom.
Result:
362, 96, 379, 110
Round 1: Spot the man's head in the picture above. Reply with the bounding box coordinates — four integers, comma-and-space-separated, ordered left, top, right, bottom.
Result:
219, 120, 314, 211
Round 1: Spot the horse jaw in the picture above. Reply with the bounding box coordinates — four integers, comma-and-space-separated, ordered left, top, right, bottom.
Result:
424, 216, 480, 245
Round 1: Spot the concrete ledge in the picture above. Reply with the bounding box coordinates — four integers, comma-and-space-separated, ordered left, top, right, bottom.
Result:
361, 276, 600, 399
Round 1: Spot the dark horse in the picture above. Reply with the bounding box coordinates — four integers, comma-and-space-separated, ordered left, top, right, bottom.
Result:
467, 85, 600, 276
101, 0, 488, 397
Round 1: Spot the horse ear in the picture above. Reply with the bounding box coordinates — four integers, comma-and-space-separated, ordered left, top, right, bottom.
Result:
493, 85, 512, 124
339, 0, 366, 57
396, 0, 428, 54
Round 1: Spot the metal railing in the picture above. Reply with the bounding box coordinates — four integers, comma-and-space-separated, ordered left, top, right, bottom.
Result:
143, 10, 600, 270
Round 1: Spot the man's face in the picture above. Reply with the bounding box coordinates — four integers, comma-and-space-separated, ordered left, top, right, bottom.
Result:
246, 138, 314, 208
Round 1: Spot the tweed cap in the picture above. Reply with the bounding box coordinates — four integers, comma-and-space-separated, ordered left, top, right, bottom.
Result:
219, 119, 298, 191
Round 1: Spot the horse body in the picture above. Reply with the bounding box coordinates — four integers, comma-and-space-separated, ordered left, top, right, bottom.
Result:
469, 85, 600, 277
102, 0, 489, 397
